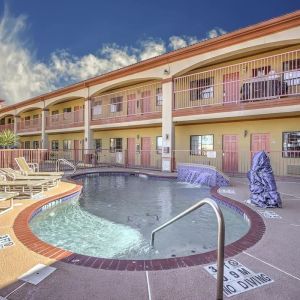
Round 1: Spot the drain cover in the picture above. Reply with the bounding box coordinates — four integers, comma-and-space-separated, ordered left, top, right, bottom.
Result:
18, 264, 56, 285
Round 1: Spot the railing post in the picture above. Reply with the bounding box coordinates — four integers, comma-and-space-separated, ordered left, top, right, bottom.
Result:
84, 97, 92, 161
150, 198, 225, 300
41, 109, 49, 149
161, 78, 174, 172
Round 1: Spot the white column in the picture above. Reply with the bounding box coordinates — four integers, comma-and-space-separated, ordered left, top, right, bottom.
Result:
41, 109, 49, 149
13, 115, 19, 146
84, 98, 92, 151
161, 79, 174, 172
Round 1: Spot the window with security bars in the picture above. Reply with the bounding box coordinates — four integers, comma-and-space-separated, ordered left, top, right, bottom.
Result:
190, 135, 214, 156
94, 139, 102, 151
32, 141, 39, 149
156, 88, 163, 106
283, 131, 300, 158
110, 96, 123, 112
283, 59, 300, 86
51, 140, 59, 150
24, 141, 31, 149
110, 138, 122, 152
190, 78, 214, 100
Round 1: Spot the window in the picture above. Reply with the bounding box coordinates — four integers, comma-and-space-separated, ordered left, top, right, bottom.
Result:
283, 59, 300, 86
51, 140, 59, 150
190, 135, 214, 156
33, 114, 39, 125
190, 78, 214, 100
252, 66, 271, 77
63, 108, 72, 113
110, 96, 123, 113
52, 110, 59, 115
156, 136, 163, 154
51, 110, 59, 121
110, 138, 122, 152
24, 141, 31, 149
32, 141, 39, 149
94, 139, 102, 151
156, 87, 163, 106
283, 131, 300, 158
63, 140, 72, 150
92, 100, 102, 116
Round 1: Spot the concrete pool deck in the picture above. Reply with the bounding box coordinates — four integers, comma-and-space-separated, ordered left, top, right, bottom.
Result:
0, 169, 299, 299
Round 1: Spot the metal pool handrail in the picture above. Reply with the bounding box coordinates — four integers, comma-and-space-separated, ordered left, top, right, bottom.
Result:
150, 197, 225, 300
56, 158, 76, 174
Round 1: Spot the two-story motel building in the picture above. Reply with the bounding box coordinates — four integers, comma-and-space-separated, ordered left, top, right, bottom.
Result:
0, 11, 300, 175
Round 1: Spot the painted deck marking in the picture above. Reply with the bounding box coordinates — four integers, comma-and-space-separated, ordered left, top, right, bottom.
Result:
4, 282, 26, 299
146, 271, 152, 300
0, 234, 14, 250
204, 259, 273, 297
243, 252, 300, 281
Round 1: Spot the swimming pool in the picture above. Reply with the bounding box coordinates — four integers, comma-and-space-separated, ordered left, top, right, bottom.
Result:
30, 173, 250, 260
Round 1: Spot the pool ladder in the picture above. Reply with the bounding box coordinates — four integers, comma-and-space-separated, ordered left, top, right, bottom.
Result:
56, 159, 77, 174
150, 198, 225, 300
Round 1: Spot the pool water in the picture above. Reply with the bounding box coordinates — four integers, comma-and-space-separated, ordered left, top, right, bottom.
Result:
30, 174, 250, 259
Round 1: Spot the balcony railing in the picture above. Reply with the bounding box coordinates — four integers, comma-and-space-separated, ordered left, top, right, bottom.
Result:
46, 109, 84, 130
91, 82, 162, 125
0, 124, 14, 132
17, 118, 42, 133
173, 49, 300, 112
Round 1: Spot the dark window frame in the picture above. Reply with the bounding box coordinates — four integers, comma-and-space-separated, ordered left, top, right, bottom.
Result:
110, 96, 123, 113
190, 77, 214, 101
110, 138, 123, 152
190, 134, 214, 156
282, 131, 300, 158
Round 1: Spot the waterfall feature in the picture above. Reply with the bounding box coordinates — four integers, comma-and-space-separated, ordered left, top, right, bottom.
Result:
177, 163, 230, 187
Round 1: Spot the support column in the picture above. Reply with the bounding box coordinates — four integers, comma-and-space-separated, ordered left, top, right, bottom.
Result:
161, 78, 174, 172
41, 109, 49, 149
84, 98, 92, 160
13, 115, 19, 147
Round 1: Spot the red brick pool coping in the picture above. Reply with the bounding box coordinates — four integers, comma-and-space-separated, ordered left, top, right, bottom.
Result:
13, 180, 265, 271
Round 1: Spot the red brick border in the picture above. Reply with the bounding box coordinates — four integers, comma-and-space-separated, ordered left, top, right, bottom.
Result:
13, 180, 265, 271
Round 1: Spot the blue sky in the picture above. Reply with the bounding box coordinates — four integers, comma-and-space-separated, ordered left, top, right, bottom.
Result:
0, 1, 299, 104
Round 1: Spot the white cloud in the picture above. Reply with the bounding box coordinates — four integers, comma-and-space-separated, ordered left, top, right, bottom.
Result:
0, 8, 226, 104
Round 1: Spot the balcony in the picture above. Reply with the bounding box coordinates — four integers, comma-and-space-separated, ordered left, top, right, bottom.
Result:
91, 82, 162, 126
17, 118, 42, 133
0, 123, 14, 132
173, 49, 300, 116
46, 109, 84, 130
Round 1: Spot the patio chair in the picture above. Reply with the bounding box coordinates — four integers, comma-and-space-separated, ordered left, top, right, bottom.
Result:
0, 174, 51, 197
0, 168, 61, 187
15, 157, 64, 176
0, 192, 19, 215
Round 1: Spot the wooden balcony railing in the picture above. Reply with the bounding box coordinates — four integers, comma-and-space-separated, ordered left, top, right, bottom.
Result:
91, 82, 162, 125
46, 109, 84, 130
173, 49, 300, 112
17, 118, 42, 133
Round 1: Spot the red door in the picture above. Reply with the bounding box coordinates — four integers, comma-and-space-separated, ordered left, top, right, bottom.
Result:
127, 94, 136, 116
141, 137, 151, 168
141, 91, 151, 113
127, 138, 135, 166
223, 72, 240, 104
222, 135, 239, 173
251, 133, 270, 157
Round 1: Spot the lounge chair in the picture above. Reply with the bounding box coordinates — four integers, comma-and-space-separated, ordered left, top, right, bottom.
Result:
0, 175, 51, 197
0, 192, 19, 215
0, 168, 61, 187
15, 157, 64, 176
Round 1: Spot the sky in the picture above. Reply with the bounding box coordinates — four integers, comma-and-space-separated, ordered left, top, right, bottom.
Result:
0, 0, 299, 104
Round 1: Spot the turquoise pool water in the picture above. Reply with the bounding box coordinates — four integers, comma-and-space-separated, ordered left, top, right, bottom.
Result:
30, 174, 250, 259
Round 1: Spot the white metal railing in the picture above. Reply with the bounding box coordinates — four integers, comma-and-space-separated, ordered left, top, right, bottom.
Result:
56, 158, 76, 174
91, 82, 162, 123
0, 123, 14, 132
151, 198, 225, 300
46, 109, 84, 130
17, 118, 42, 132
174, 49, 300, 110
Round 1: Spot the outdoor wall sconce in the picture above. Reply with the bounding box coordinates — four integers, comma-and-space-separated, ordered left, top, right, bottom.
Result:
137, 134, 140, 140
165, 133, 169, 140
163, 67, 170, 75
244, 130, 248, 138
85, 137, 87, 142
